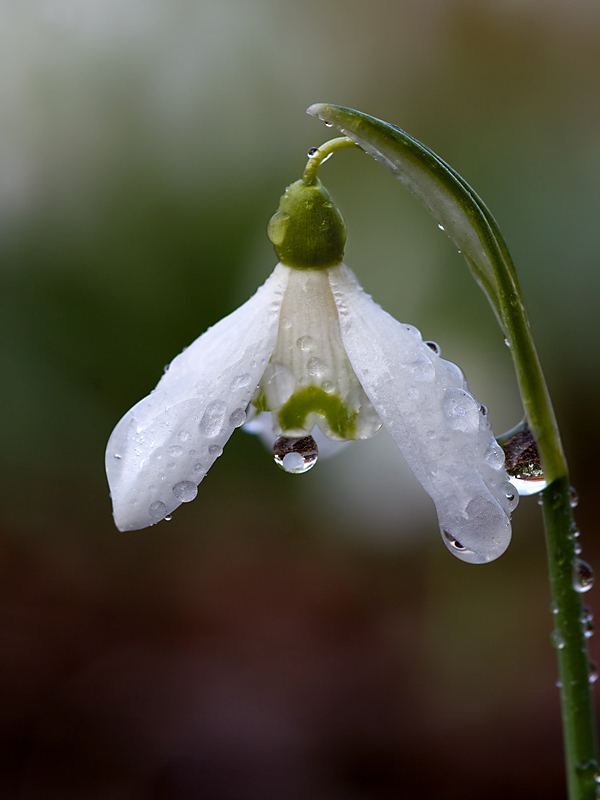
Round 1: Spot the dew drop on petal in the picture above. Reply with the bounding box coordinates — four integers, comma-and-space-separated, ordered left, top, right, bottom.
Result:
149, 501, 167, 521
172, 481, 198, 502
199, 400, 227, 437
165, 515, 172, 521
178, 430, 191, 442
230, 373, 252, 390
574, 559, 595, 593
296, 335, 313, 351
442, 530, 467, 552
208, 444, 223, 457
168, 446, 183, 457
229, 408, 247, 428
273, 436, 318, 474
425, 341, 441, 355
307, 357, 326, 378
324, 121, 333, 128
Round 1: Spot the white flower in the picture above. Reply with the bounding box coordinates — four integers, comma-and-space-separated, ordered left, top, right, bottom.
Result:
106, 166, 518, 563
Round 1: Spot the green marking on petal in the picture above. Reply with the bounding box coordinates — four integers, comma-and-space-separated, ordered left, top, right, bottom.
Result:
277, 386, 357, 439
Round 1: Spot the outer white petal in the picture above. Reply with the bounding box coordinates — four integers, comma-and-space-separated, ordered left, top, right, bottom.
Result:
328, 264, 514, 564
106, 264, 290, 531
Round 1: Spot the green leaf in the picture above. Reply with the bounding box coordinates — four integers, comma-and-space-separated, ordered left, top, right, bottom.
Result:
307, 103, 565, 483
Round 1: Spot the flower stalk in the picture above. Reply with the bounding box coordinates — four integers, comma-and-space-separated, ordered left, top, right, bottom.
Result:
306, 103, 598, 799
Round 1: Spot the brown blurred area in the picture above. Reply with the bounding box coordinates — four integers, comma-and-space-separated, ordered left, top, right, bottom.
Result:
2, 1, 600, 797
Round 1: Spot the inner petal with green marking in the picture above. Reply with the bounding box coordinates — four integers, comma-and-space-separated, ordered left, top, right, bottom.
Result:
251, 266, 382, 441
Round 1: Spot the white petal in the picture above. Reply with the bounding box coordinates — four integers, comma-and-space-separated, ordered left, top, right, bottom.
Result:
328, 264, 513, 564
106, 264, 290, 531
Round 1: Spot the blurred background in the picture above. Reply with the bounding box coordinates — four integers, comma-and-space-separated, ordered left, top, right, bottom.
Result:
2, 0, 600, 797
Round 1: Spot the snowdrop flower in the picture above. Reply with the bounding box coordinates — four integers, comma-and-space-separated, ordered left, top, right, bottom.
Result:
106, 139, 518, 562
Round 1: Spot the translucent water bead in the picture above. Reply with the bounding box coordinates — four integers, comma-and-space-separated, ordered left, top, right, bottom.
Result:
498, 421, 547, 495
273, 435, 318, 474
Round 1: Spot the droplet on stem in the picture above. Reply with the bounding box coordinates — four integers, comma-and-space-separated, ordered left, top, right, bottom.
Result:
573, 559, 595, 593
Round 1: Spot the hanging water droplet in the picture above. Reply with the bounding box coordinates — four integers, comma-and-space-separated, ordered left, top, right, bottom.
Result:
324, 121, 333, 127
589, 660, 599, 684
172, 481, 198, 502
550, 629, 565, 649
149, 501, 167, 521
165, 515, 172, 521
570, 487, 579, 508
442, 530, 467, 552
480, 404, 488, 417
575, 542, 583, 555
424, 341, 441, 355
499, 421, 546, 495
273, 435, 318, 474
574, 559, 595, 593
307, 146, 319, 156
438, 223, 445, 231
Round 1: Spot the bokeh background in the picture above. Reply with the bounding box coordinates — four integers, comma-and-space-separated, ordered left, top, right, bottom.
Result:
2, 1, 600, 797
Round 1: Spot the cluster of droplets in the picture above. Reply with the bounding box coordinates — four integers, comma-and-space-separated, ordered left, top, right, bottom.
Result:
550, 485, 598, 691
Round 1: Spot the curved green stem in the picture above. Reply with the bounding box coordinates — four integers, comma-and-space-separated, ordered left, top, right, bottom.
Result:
306, 103, 598, 799
302, 136, 359, 185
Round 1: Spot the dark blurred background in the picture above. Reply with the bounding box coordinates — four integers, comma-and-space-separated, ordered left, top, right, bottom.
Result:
2, 1, 600, 797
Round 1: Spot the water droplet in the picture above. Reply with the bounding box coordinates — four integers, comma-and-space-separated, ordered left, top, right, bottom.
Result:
193, 461, 204, 473
149, 501, 167, 521
307, 146, 318, 156
589, 660, 599, 684
503, 482, 519, 512
296, 335, 313, 351
442, 530, 466, 551
322, 381, 335, 393
273, 436, 318, 474
114, 453, 122, 460
551, 603, 558, 615
168, 446, 183, 457
230, 373, 252, 390
480, 404, 488, 416
324, 121, 333, 127
582, 606, 594, 638
404, 324, 421, 339
570, 487, 579, 508
438, 223, 445, 231
504, 338, 511, 348
208, 444, 223, 457
424, 341, 441, 355
172, 480, 198, 502
307, 357, 326, 378
443, 387, 480, 433
165, 515, 172, 521
499, 421, 545, 494
556, 679, 563, 688
574, 559, 595, 593
178, 430, 191, 442
199, 400, 227, 437
229, 408, 247, 428
550, 629, 565, 649
575, 542, 583, 555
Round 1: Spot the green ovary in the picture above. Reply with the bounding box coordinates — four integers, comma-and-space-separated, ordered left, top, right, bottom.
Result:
277, 386, 357, 440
